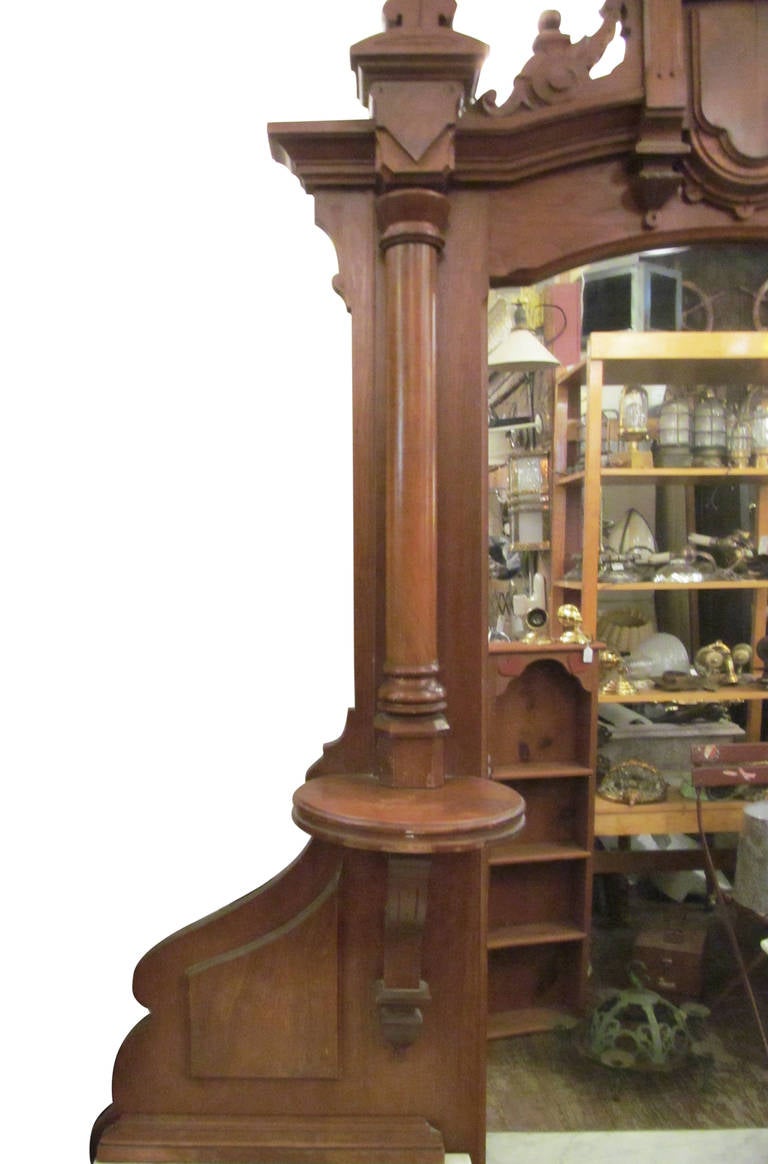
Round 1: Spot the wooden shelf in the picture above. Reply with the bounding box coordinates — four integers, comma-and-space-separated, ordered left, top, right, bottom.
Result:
597, 579, 768, 591
555, 577, 768, 592
490, 761, 593, 781
487, 922, 587, 950
594, 785, 747, 837
487, 840, 591, 866
487, 1006, 580, 1040
600, 466, 768, 485
599, 683, 767, 704
557, 466, 768, 487
559, 331, 768, 388
485, 639, 597, 1033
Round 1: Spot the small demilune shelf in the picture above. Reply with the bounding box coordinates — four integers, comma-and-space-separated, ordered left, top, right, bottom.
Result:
487, 922, 587, 950
490, 762, 593, 781
487, 841, 590, 866
487, 1006, 580, 1040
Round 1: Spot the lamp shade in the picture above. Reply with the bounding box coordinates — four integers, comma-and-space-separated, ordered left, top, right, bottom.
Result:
489, 326, 560, 372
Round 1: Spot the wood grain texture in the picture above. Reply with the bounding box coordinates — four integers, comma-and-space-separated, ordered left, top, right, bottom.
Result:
96, 4, 768, 1161
97, 1114, 444, 1164
187, 872, 340, 1079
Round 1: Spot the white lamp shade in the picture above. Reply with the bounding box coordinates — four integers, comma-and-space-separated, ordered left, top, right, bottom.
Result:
489, 325, 560, 372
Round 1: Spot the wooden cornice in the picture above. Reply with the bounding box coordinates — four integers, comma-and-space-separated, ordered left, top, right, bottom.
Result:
269, 0, 768, 227
268, 120, 376, 190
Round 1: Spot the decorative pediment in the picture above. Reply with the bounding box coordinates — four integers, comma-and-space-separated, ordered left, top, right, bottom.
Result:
477, 2, 631, 116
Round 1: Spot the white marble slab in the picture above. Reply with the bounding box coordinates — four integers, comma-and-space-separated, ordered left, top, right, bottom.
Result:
485, 1129, 768, 1164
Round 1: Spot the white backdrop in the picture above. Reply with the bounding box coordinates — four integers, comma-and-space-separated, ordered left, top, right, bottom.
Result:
2, 3, 621, 1157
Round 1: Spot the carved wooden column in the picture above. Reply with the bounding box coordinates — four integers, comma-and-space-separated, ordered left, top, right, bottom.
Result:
375, 188, 450, 789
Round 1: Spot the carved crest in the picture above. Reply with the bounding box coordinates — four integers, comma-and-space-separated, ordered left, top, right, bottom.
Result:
477, 2, 629, 116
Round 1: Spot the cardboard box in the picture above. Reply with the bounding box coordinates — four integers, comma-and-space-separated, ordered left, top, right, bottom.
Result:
634, 926, 706, 999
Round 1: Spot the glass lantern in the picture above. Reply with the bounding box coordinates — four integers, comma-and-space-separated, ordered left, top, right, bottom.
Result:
728, 406, 753, 468
619, 384, 650, 467
619, 384, 649, 443
693, 389, 727, 466
656, 388, 692, 467
749, 385, 768, 468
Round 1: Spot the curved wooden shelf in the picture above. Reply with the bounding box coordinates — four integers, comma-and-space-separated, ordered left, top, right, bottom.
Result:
292, 773, 525, 853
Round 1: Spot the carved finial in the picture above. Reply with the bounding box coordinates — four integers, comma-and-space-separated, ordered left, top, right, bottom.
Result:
478, 2, 627, 116
383, 0, 457, 30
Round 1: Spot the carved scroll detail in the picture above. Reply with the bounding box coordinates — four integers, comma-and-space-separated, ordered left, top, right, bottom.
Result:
376, 855, 432, 1052
478, 3, 628, 117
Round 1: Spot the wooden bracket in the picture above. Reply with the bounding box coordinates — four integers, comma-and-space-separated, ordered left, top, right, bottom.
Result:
376, 855, 432, 1052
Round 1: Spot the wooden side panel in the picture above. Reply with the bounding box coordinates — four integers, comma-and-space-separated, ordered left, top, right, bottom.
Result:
97, 842, 490, 1164
187, 876, 339, 1079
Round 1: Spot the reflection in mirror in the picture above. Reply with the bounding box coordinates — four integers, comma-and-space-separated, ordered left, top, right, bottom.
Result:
488, 243, 768, 645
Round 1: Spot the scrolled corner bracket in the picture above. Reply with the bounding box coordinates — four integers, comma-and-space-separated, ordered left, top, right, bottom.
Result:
376, 854, 432, 1052
631, 154, 686, 231
477, 1, 629, 117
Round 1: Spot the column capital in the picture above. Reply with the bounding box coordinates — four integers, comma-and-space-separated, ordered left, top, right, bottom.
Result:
376, 188, 450, 249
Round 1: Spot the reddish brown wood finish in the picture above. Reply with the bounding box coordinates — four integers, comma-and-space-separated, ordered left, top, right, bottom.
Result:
95, 4, 768, 1163
97, 1114, 444, 1163
292, 773, 524, 852
375, 189, 450, 788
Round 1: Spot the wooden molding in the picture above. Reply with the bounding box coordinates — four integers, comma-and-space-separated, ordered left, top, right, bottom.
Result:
96, 1114, 445, 1164
683, 3, 768, 218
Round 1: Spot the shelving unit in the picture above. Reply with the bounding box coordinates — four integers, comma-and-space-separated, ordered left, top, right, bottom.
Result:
485, 641, 599, 1038
551, 330, 768, 739
549, 331, 768, 881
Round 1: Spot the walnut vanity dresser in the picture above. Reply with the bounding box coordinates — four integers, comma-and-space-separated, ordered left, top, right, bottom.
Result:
92, 4, 768, 1164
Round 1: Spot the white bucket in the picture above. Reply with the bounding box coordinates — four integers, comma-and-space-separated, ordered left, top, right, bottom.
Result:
734, 800, 768, 917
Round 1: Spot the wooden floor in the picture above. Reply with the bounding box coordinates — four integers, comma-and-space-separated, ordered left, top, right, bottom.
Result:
487, 882, 768, 1132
